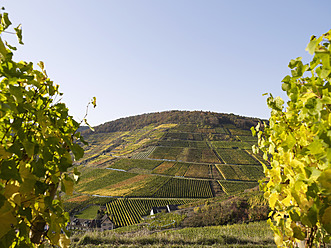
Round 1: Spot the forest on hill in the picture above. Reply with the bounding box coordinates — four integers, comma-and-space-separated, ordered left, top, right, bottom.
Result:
83, 110, 263, 134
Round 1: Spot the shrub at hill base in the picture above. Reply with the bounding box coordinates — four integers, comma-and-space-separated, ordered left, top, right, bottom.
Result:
182, 191, 269, 227
253, 30, 331, 247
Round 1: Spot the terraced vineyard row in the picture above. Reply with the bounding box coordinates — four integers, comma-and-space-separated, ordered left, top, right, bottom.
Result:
172, 124, 199, 133
216, 148, 260, 165
163, 132, 204, 141
154, 178, 214, 198
206, 133, 236, 141
197, 127, 228, 134
211, 165, 224, 180
157, 140, 208, 148
218, 181, 259, 195
245, 149, 271, 166
110, 158, 161, 171
128, 176, 170, 197
210, 141, 252, 149
152, 162, 177, 174
106, 198, 196, 227
215, 164, 264, 181
171, 124, 230, 134
131, 146, 157, 159
228, 128, 252, 136
149, 147, 220, 164
237, 135, 258, 142
184, 164, 211, 178
152, 162, 211, 178
175, 163, 190, 176
239, 165, 265, 181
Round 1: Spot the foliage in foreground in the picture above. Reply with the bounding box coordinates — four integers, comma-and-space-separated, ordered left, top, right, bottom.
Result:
253, 30, 331, 247
0, 10, 94, 247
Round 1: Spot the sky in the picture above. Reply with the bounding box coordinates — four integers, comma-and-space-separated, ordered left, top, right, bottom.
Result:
2, 1, 331, 126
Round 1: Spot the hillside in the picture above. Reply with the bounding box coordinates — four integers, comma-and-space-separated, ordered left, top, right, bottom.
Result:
67, 110, 269, 229
72, 220, 275, 247
69, 188, 274, 247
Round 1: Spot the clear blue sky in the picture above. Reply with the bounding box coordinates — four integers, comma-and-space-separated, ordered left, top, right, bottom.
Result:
3, 1, 331, 126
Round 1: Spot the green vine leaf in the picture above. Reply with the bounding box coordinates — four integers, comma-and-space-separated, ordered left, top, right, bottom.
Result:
0, 10, 89, 247
254, 29, 331, 247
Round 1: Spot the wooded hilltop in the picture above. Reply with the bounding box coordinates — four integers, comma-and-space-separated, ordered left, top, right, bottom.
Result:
83, 110, 263, 134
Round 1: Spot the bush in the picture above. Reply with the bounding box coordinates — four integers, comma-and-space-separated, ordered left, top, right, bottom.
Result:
182, 193, 270, 227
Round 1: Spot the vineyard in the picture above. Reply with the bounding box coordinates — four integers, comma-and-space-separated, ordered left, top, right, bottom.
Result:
172, 124, 198, 133
106, 198, 196, 227
215, 164, 240, 180
149, 146, 220, 163
131, 146, 157, 159
215, 164, 264, 181
163, 132, 204, 141
72, 115, 266, 230
237, 135, 258, 142
184, 164, 211, 178
210, 141, 252, 149
151, 162, 192, 176
157, 140, 209, 148
218, 180, 259, 195
149, 146, 182, 160
216, 148, 260, 165
238, 165, 265, 181
154, 178, 214, 198
110, 158, 162, 171
197, 127, 228, 134
75, 169, 137, 194
128, 176, 171, 197
152, 161, 177, 174
174, 163, 191, 176
206, 133, 237, 141
245, 149, 271, 166
211, 165, 224, 180
228, 128, 252, 136
152, 162, 225, 180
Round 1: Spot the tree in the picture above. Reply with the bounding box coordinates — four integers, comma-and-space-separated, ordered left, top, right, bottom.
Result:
0, 9, 95, 247
252, 30, 331, 247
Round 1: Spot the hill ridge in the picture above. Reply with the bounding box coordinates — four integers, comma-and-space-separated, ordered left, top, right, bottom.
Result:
83, 110, 263, 134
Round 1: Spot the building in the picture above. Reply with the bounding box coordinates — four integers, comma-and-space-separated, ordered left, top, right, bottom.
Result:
150, 205, 179, 216
67, 214, 114, 231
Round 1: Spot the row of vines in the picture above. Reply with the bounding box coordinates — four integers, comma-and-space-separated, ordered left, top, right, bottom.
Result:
215, 164, 264, 181
106, 198, 196, 227
131, 146, 157, 159
154, 178, 214, 198
218, 181, 259, 195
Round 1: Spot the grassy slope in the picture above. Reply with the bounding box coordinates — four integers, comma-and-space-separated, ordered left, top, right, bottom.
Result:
74, 205, 100, 219
72, 221, 276, 247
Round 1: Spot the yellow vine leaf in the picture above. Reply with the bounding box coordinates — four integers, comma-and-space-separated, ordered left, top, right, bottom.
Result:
0, 202, 16, 239
62, 178, 74, 196
274, 233, 283, 247
59, 234, 70, 248
0, 146, 11, 159
281, 194, 292, 207
4, 183, 20, 201
318, 169, 331, 192
269, 192, 279, 209
322, 207, 331, 225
